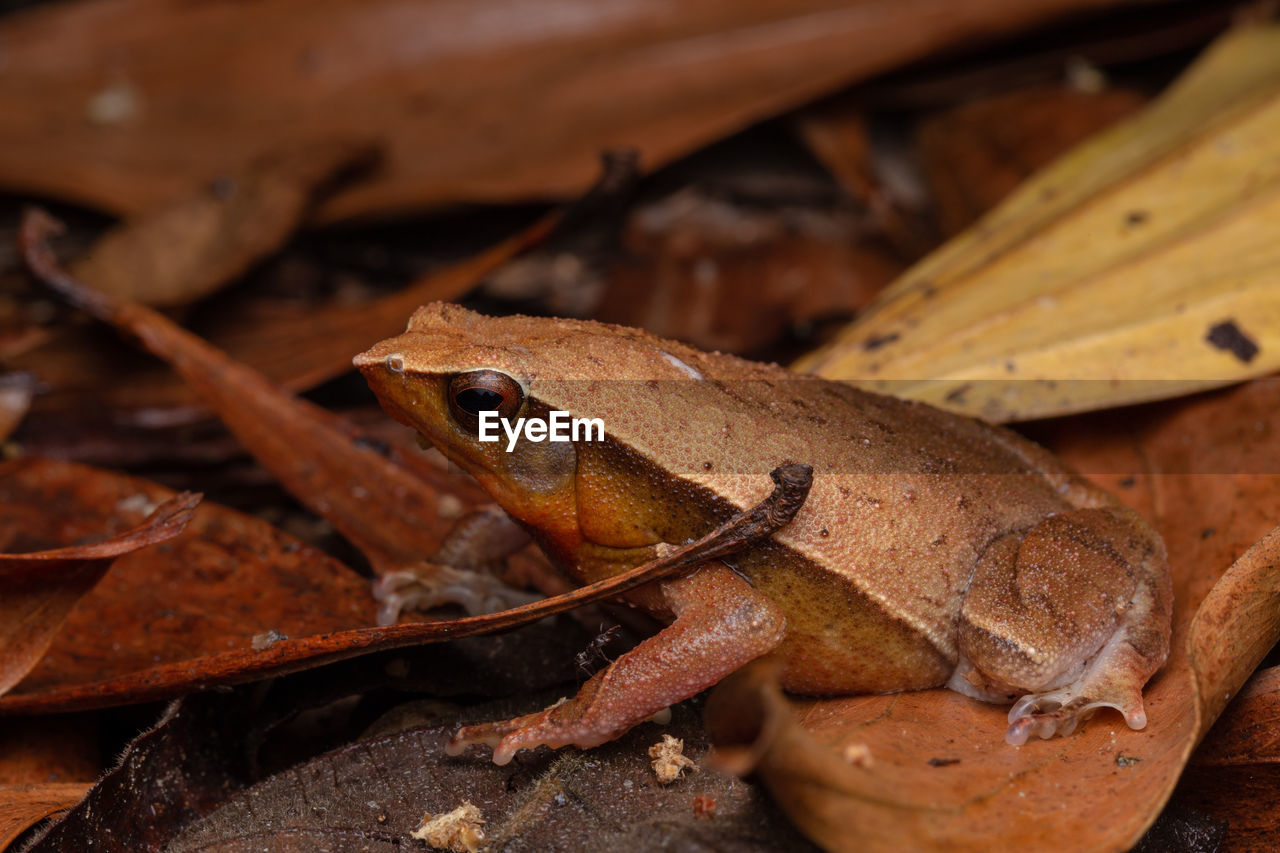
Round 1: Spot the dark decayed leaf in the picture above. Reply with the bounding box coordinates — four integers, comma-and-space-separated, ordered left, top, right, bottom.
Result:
1168, 663, 1280, 850
166, 704, 815, 853
22, 626, 800, 852
705, 378, 1280, 853
0, 483, 198, 697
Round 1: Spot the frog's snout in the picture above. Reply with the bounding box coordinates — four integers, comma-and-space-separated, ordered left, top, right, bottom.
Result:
352, 344, 389, 372
353, 339, 412, 379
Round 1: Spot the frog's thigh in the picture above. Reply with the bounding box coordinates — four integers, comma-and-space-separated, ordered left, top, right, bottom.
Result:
447, 564, 786, 765
950, 507, 1171, 745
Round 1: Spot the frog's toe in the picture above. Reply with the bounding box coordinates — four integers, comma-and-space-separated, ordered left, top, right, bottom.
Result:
446, 717, 524, 763
1005, 683, 1147, 746
1005, 693, 1085, 746
445, 700, 582, 766
372, 564, 541, 625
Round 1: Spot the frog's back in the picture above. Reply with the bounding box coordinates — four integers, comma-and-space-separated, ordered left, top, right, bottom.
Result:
409, 306, 1104, 679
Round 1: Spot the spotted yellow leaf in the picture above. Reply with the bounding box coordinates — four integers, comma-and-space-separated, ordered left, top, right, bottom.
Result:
796, 23, 1280, 422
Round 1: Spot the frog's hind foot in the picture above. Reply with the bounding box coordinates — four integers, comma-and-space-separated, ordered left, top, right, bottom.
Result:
954, 506, 1172, 746
1005, 689, 1143, 746
1003, 627, 1155, 746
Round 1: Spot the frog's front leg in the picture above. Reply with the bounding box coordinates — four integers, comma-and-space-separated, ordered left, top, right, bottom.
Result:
373, 505, 540, 625
949, 506, 1172, 745
447, 563, 787, 765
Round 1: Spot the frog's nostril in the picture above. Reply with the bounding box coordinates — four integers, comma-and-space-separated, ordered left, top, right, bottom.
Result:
386, 354, 405, 374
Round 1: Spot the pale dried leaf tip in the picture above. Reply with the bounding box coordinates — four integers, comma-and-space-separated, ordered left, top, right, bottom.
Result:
411, 801, 486, 852
842, 742, 874, 768
649, 734, 697, 784
250, 629, 288, 651
437, 493, 465, 520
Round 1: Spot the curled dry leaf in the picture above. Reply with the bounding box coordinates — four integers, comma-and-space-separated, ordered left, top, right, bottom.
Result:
0, 486, 198, 698
69, 142, 373, 308
1191, 663, 1280, 769
11, 207, 559, 423
0, 0, 1146, 223
0, 457, 377, 712
797, 23, 1280, 421
20, 209, 486, 576
706, 378, 1280, 852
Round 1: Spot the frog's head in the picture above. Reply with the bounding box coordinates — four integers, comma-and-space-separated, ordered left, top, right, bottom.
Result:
354, 303, 562, 500
357, 303, 797, 567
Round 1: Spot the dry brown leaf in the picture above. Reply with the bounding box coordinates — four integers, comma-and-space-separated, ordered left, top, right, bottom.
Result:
0, 489, 198, 698
0, 449, 808, 713
916, 86, 1147, 235
0, 783, 92, 851
794, 104, 935, 259
70, 142, 372, 307
598, 189, 900, 353
797, 23, 1280, 421
0, 457, 381, 711
0, 0, 1150, 223
706, 378, 1280, 852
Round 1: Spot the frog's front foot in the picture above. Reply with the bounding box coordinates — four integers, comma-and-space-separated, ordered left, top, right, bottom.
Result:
446, 697, 591, 766
445, 564, 785, 765
373, 564, 541, 625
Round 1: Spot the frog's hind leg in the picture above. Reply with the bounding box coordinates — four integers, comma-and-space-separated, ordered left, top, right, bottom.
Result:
949, 507, 1172, 746
446, 563, 786, 765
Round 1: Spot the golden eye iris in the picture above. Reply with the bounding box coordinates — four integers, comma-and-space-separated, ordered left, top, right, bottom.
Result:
447, 370, 524, 432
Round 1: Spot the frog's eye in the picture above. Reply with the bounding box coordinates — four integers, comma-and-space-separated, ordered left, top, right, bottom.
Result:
447, 370, 524, 432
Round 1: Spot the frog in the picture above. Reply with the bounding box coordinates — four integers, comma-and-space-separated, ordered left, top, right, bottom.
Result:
353, 302, 1172, 766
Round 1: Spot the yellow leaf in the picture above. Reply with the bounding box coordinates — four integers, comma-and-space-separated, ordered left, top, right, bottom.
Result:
795, 23, 1280, 422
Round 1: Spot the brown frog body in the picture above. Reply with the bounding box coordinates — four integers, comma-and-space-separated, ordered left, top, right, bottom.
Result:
354, 303, 1172, 764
